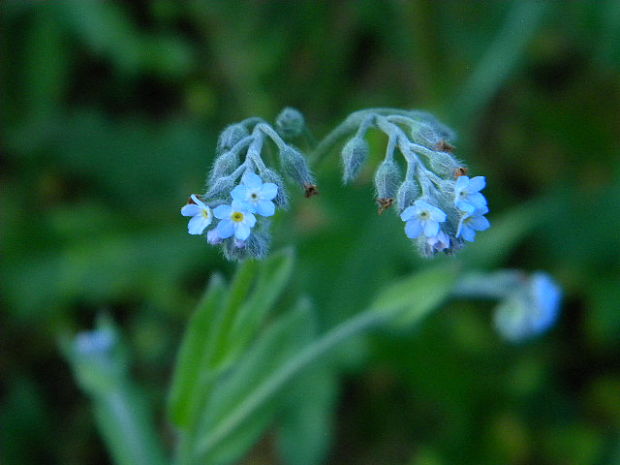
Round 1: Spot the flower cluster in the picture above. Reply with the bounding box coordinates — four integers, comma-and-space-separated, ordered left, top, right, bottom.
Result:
338, 109, 490, 256
181, 109, 316, 260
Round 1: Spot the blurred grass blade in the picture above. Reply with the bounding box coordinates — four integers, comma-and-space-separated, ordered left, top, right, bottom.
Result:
191, 299, 315, 465
63, 317, 167, 465
453, 0, 548, 129
167, 273, 227, 427
369, 263, 459, 328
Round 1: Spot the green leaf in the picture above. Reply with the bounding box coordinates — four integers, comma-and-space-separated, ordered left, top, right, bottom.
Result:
192, 300, 315, 465
369, 263, 459, 328
277, 366, 338, 465
225, 248, 295, 362
167, 273, 227, 427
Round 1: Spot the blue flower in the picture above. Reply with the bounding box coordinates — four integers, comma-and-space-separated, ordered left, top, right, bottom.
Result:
426, 230, 450, 253
457, 206, 490, 242
454, 176, 487, 212
181, 194, 213, 235
231, 171, 278, 217
494, 272, 562, 342
213, 200, 257, 241
400, 199, 447, 239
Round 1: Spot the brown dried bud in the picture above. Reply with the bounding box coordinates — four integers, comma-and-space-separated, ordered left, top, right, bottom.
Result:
436, 140, 456, 152
377, 197, 394, 215
304, 183, 319, 198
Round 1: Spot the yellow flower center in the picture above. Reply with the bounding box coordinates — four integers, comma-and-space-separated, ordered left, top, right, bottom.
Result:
201, 209, 210, 219
232, 211, 244, 222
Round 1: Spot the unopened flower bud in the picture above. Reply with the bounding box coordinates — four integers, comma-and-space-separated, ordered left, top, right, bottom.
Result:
260, 168, 289, 209
216, 124, 250, 155
278, 145, 315, 191
208, 150, 240, 184
429, 151, 463, 178
396, 180, 420, 211
275, 107, 305, 139
374, 159, 401, 210
204, 176, 235, 200
341, 136, 370, 183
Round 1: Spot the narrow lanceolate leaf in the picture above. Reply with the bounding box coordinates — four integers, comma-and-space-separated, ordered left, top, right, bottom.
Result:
167, 273, 227, 427
168, 249, 295, 429
192, 300, 315, 465
225, 248, 295, 362
369, 263, 459, 328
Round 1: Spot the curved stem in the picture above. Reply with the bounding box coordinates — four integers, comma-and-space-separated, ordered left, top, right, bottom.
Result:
309, 108, 414, 168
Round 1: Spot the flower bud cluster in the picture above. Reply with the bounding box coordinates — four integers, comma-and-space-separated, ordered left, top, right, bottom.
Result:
339, 110, 490, 257
181, 111, 316, 261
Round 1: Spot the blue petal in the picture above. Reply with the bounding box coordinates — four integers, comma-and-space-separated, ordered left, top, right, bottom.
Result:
242, 171, 262, 188
181, 204, 201, 217
188, 215, 209, 235
468, 176, 486, 192
461, 225, 476, 242
234, 223, 251, 240
244, 211, 257, 227
400, 206, 416, 222
256, 200, 275, 217
423, 220, 439, 237
216, 219, 234, 238
260, 183, 278, 200
214, 204, 232, 219
405, 220, 422, 238
470, 215, 490, 231
455, 176, 469, 191
231, 185, 248, 202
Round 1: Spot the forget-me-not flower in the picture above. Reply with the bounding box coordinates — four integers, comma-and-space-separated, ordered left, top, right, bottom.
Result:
457, 206, 490, 242
181, 194, 213, 235
454, 176, 487, 212
400, 199, 447, 239
231, 171, 278, 217
426, 230, 450, 253
494, 272, 562, 342
213, 200, 257, 241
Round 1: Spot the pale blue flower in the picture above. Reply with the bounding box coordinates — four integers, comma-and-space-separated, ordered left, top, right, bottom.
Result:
454, 176, 487, 212
213, 200, 257, 241
426, 230, 450, 253
400, 199, 447, 239
494, 272, 562, 342
181, 194, 213, 235
457, 206, 490, 242
207, 228, 222, 245
231, 171, 278, 217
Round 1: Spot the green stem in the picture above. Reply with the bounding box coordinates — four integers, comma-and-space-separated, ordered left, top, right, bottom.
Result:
309, 108, 413, 168
191, 308, 384, 463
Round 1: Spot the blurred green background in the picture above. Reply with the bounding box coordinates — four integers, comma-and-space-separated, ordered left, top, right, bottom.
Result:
2, 1, 620, 464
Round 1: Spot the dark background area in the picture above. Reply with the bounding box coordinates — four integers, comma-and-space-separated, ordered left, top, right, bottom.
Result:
2, 1, 620, 464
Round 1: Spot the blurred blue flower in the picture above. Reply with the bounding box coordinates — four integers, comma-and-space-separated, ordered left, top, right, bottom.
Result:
213, 200, 257, 241
454, 176, 487, 212
231, 171, 278, 217
181, 194, 213, 235
400, 199, 447, 239
494, 272, 562, 342
457, 206, 490, 242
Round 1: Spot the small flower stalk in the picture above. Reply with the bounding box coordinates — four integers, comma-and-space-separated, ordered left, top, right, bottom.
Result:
337, 109, 490, 257
181, 109, 315, 260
